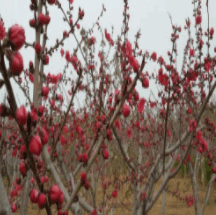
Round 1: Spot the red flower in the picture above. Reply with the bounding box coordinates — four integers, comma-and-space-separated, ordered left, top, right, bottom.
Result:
103, 149, 109, 160
112, 190, 118, 198
29, 135, 42, 156
30, 188, 39, 203
47, 0, 56, 5
58, 211, 68, 215
9, 24, 25, 50
50, 184, 61, 203
189, 49, 194, 57
42, 86, 49, 97
151, 52, 157, 61
59, 192, 64, 204
31, 109, 38, 122
71, 55, 78, 70
142, 77, 149, 88
158, 73, 168, 87
210, 27, 214, 37
40, 128, 48, 145
125, 40, 132, 57
0, 21, 6, 41
11, 203, 17, 213
205, 60, 211, 72
78, 153, 82, 162
29, 73, 34, 83
189, 119, 197, 132
92, 209, 97, 215
43, 54, 49, 65
10, 52, 24, 76
200, 139, 208, 152
78, 8, 85, 20
69, 18, 73, 25
38, 105, 45, 116
122, 104, 130, 117
195, 15, 202, 25
85, 180, 90, 189
60, 48, 64, 57
82, 153, 88, 163
81, 171, 86, 182
107, 129, 113, 141
19, 161, 26, 175
38, 13, 50, 25
34, 42, 42, 54
16, 105, 28, 126
29, 19, 36, 28
196, 130, 202, 141
65, 51, 70, 62
212, 166, 216, 173
129, 56, 139, 72
137, 98, 146, 113
105, 29, 114, 46
38, 193, 46, 209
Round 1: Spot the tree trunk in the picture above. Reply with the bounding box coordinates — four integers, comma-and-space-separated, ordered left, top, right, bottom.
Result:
0, 172, 12, 215
20, 171, 31, 215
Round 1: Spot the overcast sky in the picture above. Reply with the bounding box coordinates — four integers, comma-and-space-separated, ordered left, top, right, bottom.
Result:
0, 0, 216, 107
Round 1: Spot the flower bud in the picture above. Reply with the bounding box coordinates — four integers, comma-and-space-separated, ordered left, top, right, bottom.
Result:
9, 24, 25, 50
16, 105, 28, 126
29, 135, 42, 156
10, 52, 24, 76
30, 188, 39, 203
38, 193, 46, 209
122, 104, 130, 117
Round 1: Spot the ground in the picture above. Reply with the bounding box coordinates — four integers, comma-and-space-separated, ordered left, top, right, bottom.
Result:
14, 176, 216, 214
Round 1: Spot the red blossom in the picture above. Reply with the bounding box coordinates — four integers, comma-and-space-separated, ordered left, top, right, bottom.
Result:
81, 171, 86, 182
30, 189, 39, 203
50, 184, 62, 203
82, 153, 88, 163
43, 54, 49, 65
47, 0, 56, 5
38, 193, 46, 209
9, 24, 25, 50
34, 42, 42, 54
0, 21, 6, 40
16, 106, 28, 126
10, 52, 24, 76
29, 135, 42, 156
103, 149, 109, 159
195, 15, 202, 25
92, 209, 97, 215
189, 49, 194, 57
210, 27, 214, 37
19, 161, 27, 175
137, 98, 146, 113
122, 104, 130, 117
11, 203, 17, 213
29, 73, 34, 83
112, 190, 118, 198
42, 86, 49, 97
151, 52, 157, 61
142, 77, 149, 88
105, 29, 114, 46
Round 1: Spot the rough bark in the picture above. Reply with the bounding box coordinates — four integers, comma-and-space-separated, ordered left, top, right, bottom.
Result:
0, 172, 12, 215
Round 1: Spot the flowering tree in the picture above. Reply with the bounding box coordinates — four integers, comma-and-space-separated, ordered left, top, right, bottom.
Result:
0, 0, 216, 215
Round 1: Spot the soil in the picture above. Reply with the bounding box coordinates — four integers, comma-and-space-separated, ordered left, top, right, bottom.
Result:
15, 176, 216, 215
